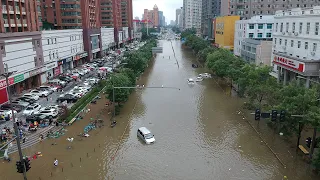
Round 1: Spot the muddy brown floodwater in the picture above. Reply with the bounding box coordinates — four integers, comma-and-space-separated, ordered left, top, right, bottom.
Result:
0, 40, 318, 180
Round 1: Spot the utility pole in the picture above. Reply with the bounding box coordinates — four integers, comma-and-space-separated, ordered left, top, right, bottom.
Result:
112, 85, 180, 121
1, 64, 27, 180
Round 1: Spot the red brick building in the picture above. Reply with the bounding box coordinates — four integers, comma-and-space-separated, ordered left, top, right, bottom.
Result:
0, 0, 41, 33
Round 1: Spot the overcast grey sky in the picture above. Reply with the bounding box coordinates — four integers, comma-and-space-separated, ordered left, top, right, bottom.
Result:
132, 0, 183, 22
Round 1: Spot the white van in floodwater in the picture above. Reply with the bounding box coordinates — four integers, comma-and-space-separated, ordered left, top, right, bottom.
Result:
137, 127, 155, 144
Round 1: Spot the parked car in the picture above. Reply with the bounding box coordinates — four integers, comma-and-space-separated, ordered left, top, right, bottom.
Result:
0, 104, 22, 112
68, 90, 83, 98
72, 87, 88, 94
48, 84, 62, 91
16, 97, 36, 104
48, 79, 67, 87
11, 100, 29, 107
30, 89, 49, 97
38, 85, 55, 93
22, 93, 40, 101
36, 109, 58, 118
58, 76, 72, 83
0, 109, 17, 120
23, 103, 41, 116
26, 114, 50, 123
57, 94, 78, 103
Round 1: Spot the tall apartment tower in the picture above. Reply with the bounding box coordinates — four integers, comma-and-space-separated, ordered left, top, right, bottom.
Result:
225, 0, 320, 19
142, 4, 159, 27
201, 0, 221, 37
0, 0, 41, 33
41, 0, 100, 29
176, 9, 181, 26
183, 0, 201, 33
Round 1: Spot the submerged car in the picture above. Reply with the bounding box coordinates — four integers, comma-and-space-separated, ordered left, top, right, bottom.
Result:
137, 127, 155, 144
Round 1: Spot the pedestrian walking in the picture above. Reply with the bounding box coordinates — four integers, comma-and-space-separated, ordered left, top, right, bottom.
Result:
53, 158, 58, 167
46, 96, 49, 101
39, 134, 44, 142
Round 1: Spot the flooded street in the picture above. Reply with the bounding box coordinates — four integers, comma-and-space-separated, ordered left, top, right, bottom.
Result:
0, 40, 318, 180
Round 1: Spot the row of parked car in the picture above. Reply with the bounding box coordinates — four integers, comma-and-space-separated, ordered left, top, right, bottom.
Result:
0, 66, 94, 122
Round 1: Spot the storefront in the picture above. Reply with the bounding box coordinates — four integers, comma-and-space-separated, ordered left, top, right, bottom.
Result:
54, 65, 62, 77
29, 67, 46, 88
44, 61, 57, 81
91, 35, 101, 60
59, 57, 73, 73
0, 73, 25, 98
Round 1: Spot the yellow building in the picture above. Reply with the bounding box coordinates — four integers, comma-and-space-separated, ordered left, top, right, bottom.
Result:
214, 16, 240, 50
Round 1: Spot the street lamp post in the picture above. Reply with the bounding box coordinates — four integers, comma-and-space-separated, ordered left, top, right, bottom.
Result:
1, 64, 27, 180
112, 85, 180, 121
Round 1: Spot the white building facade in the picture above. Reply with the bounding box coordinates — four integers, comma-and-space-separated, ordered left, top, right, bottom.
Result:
183, 0, 201, 33
101, 28, 115, 56
234, 15, 274, 56
41, 29, 87, 83
0, 32, 44, 103
272, 7, 320, 87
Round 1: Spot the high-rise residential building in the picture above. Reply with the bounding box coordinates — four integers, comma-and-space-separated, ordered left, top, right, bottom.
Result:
143, 4, 159, 27
0, 0, 41, 33
224, 0, 320, 19
176, 8, 181, 26
163, 16, 165, 27
214, 16, 240, 50
170, 20, 175, 26
182, 0, 201, 33
159, 11, 163, 26
201, 0, 221, 37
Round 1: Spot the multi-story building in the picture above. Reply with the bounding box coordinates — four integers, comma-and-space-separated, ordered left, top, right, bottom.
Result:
176, 9, 181, 26
225, 0, 320, 19
159, 11, 164, 27
234, 15, 274, 56
272, 7, 320, 88
214, 16, 240, 50
41, 29, 87, 81
201, 0, 221, 38
0, 32, 43, 101
41, 0, 101, 61
101, 28, 115, 55
143, 4, 159, 27
182, 0, 201, 33
0, 0, 41, 33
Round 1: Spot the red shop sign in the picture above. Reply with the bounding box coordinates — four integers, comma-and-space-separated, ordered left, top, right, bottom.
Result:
0, 88, 8, 105
0, 77, 14, 89
54, 66, 61, 76
273, 56, 305, 73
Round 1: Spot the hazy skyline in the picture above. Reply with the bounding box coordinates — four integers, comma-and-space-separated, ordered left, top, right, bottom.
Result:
132, 0, 182, 22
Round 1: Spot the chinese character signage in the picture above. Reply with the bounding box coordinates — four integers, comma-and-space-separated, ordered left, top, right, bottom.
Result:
273, 56, 305, 72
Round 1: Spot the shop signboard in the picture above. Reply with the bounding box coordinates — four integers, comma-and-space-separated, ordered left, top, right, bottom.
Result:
45, 62, 57, 71
0, 77, 14, 89
273, 55, 305, 73
73, 55, 80, 61
54, 66, 61, 76
14, 74, 24, 83
0, 88, 8, 105
79, 52, 88, 58
29, 67, 45, 77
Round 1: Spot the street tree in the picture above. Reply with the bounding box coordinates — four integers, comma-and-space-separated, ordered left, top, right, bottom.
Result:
197, 47, 217, 62
205, 49, 235, 78
105, 73, 131, 103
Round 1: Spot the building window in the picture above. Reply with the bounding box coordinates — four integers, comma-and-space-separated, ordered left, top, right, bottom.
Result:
291, 40, 294, 47
267, 24, 272, 29
299, 22, 303, 33
305, 42, 308, 50
298, 41, 301, 48
54, 38, 57, 44
53, 52, 55, 58
279, 39, 282, 45
280, 23, 283, 32
285, 39, 287, 46
307, 22, 310, 34
315, 22, 319, 35
34, 57, 38, 66
313, 43, 317, 51
266, 33, 272, 37
249, 33, 254, 38
275, 23, 278, 32
257, 33, 262, 38
47, 39, 50, 45
292, 22, 295, 33
258, 24, 263, 29
49, 52, 51, 59
286, 22, 289, 32
274, 38, 277, 44
249, 24, 254, 29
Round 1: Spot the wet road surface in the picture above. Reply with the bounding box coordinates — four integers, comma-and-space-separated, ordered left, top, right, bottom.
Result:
0, 40, 317, 180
